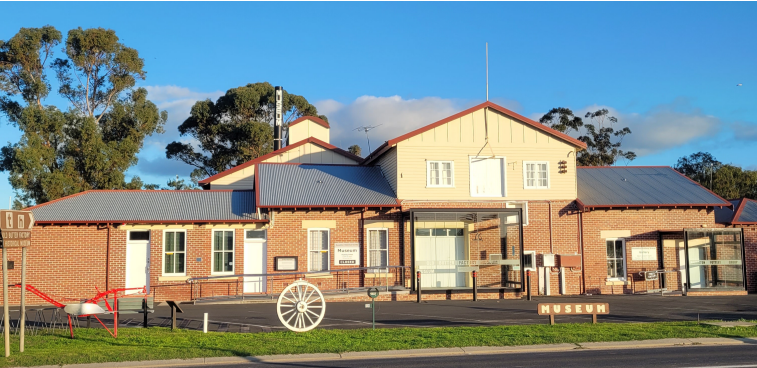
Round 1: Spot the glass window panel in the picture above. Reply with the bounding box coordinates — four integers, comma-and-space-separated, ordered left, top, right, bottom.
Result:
224, 252, 233, 272
213, 252, 222, 273
165, 232, 175, 252
214, 232, 223, 251
615, 240, 624, 258
246, 230, 266, 239
319, 252, 329, 271
523, 254, 533, 269
177, 232, 185, 252
129, 231, 150, 241
606, 240, 614, 258
165, 254, 174, 274
224, 231, 234, 250
416, 229, 431, 236
607, 260, 615, 277
433, 228, 447, 236
453, 229, 464, 236
176, 253, 185, 273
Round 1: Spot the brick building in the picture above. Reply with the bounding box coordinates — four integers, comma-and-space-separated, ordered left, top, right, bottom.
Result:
4, 101, 751, 305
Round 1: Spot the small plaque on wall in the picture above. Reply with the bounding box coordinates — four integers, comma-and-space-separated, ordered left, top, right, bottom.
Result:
275, 256, 298, 271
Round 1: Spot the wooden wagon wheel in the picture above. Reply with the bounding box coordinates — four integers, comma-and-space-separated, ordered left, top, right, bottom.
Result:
276, 280, 326, 332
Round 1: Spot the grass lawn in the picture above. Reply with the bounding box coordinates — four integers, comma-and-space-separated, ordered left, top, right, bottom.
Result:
0, 322, 755, 367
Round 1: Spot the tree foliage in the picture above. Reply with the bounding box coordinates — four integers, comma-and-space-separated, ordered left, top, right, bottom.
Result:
0, 26, 166, 206
348, 144, 361, 157
675, 152, 757, 199
539, 107, 635, 166
166, 82, 326, 179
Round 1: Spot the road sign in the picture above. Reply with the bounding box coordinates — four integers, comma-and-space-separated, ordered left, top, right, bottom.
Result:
0, 210, 34, 249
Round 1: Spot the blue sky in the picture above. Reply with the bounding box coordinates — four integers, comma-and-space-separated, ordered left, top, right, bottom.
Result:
2, 2, 757, 208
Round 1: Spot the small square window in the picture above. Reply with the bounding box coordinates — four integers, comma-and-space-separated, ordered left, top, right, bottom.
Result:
427, 161, 454, 187
523, 161, 550, 189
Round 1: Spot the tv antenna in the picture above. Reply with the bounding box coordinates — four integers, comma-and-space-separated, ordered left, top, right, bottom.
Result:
354, 125, 382, 152
486, 42, 489, 101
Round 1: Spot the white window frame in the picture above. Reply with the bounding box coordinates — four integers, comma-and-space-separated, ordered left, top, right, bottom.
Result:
162, 229, 187, 277
606, 238, 627, 281
469, 156, 507, 197
523, 251, 536, 272
307, 228, 330, 272
426, 160, 455, 188
211, 229, 235, 275
367, 228, 389, 272
523, 161, 550, 189
505, 201, 529, 226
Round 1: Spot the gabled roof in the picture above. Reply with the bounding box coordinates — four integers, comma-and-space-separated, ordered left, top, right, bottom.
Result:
289, 116, 330, 129
198, 137, 361, 185
715, 198, 757, 224
577, 166, 731, 210
363, 101, 588, 164
26, 190, 263, 224
256, 163, 399, 208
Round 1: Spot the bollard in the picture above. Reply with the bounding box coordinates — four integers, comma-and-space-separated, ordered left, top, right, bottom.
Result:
203, 313, 208, 333
527, 270, 532, 301
472, 270, 478, 301
416, 271, 422, 303
142, 299, 148, 328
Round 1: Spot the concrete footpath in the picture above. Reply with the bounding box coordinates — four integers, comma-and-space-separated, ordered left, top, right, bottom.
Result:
26, 337, 757, 368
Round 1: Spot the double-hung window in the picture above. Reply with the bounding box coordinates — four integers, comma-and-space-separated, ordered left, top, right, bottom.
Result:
523, 161, 550, 189
427, 161, 454, 187
212, 230, 234, 274
308, 229, 330, 272
163, 230, 186, 276
367, 229, 388, 272
606, 238, 626, 280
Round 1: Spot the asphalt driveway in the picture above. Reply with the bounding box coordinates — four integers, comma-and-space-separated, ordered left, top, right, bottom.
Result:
100, 294, 757, 333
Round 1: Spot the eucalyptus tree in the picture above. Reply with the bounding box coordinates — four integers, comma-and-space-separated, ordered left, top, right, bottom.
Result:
0, 26, 166, 206
166, 82, 326, 181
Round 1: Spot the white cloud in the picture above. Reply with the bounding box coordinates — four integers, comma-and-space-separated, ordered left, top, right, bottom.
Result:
533, 99, 725, 157
316, 95, 519, 153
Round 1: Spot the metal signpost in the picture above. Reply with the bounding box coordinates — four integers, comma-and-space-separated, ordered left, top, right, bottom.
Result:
367, 288, 379, 329
0, 210, 34, 357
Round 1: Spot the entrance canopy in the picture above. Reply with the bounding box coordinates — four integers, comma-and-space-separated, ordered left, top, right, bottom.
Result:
410, 210, 524, 291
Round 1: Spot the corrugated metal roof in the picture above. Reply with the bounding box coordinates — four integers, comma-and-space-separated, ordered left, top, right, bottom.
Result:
577, 166, 730, 207
258, 164, 398, 207
737, 199, 757, 222
29, 190, 258, 223
714, 200, 741, 224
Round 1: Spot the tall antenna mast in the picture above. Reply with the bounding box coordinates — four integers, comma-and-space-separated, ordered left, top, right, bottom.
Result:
354, 125, 382, 153
486, 42, 489, 101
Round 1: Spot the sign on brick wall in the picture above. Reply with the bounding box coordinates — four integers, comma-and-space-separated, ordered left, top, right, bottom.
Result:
334, 243, 359, 265
631, 247, 657, 261
0, 210, 34, 248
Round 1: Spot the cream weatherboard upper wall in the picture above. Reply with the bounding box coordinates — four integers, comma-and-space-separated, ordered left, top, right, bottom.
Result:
288, 119, 330, 144
208, 141, 359, 189
380, 107, 579, 201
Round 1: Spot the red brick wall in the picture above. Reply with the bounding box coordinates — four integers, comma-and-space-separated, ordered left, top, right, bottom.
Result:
581, 208, 716, 295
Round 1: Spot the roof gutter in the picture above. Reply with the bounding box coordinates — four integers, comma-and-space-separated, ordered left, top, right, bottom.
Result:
35, 219, 269, 225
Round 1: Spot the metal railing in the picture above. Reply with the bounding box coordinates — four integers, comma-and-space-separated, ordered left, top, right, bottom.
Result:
182, 266, 409, 301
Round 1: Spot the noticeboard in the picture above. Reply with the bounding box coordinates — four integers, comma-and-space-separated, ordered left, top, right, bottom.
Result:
0, 210, 34, 248
334, 243, 359, 266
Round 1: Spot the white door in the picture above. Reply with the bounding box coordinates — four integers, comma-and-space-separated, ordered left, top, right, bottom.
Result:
417, 228, 465, 288
678, 247, 687, 290
125, 231, 150, 295
244, 230, 267, 293
687, 247, 706, 288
